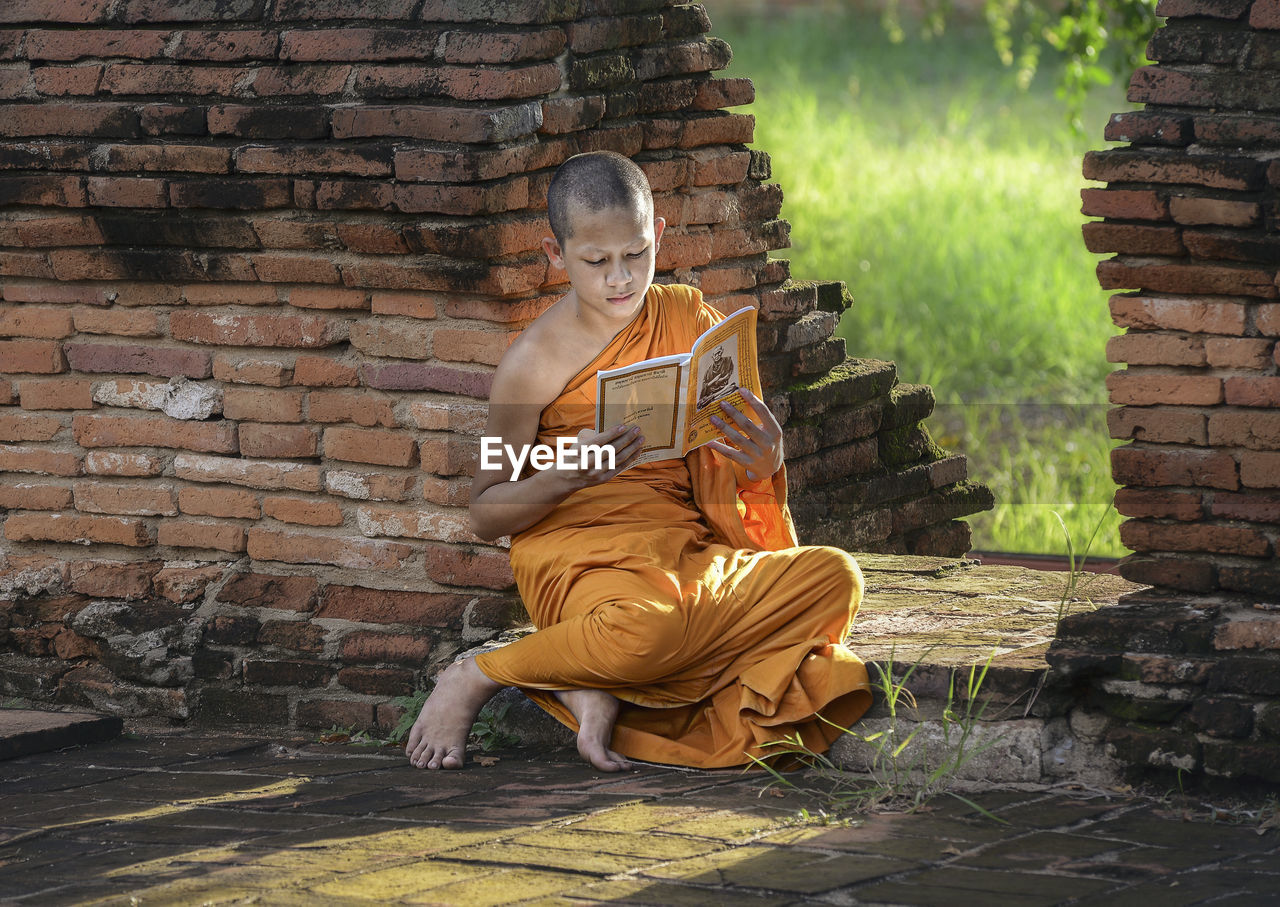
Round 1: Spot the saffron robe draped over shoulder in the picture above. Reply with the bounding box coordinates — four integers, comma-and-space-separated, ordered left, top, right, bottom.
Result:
474, 283, 872, 768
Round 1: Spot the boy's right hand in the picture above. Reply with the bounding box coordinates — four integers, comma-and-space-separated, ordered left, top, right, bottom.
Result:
567, 424, 643, 487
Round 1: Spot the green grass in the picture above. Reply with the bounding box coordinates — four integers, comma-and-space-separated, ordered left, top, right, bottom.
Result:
712, 6, 1131, 557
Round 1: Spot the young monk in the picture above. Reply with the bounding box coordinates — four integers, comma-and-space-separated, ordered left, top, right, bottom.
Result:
405, 151, 872, 772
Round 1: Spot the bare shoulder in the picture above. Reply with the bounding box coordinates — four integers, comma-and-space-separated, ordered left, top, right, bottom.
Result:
489, 299, 577, 409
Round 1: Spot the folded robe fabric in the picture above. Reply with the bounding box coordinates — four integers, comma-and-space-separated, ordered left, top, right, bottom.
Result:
475, 282, 872, 768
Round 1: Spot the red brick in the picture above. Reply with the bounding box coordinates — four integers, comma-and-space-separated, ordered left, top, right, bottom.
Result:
347, 320, 433, 360
334, 223, 410, 255
355, 504, 473, 543
1098, 261, 1279, 298
1156, 0, 1251, 17
1104, 110, 1192, 145
24, 27, 168, 59
178, 486, 260, 519
1114, 487, 1205, 521
248, 64, 350, 97
440, 27, 564, 64
1208, 411, 1280, 449
0, 410, 62, 442
1183, 229, 1280, 263
278, 26, 434, 61
1105, 332, 1206, 366
72, 481, 176, 516
168, 177, 292, 210
405, 400, 485, 434
1109, 294, 1248, 334
251, 253, 341, 285
207, 104, 329, 139
1118, 555, 1217, 592
1108, 406, 1209, 445
324, 469, 416, 502
167, 29, 278, 61
1120, 520, 1270, 557
263, 496, 343, 526
72, 413, 237, 453
392, 177, 529, 216
692, 77, 754, 111
72, 308, 161, 338
12, 215, 104, 248
292, 355, 359, 387
287, 288, 369, 311
308, 390, 396, 428
83, 176, 168, 208
0, 306, 74, 339
1169, 196, 1261, 227
1253, 0, 1280, 28
351, 62, 560, 102
1257, 304, 1280, 336
92, 143, 232, 174
1212, 490, 1280, 523
212, 354, 293, 387
0, 481, 73, 512
1112, 445, 1239, 489
0, 339, 65, 374
431, 328, 517, 366
222, 387, 304, 423
0, 444, 82, 476
239, 423, 319, 459
256, 619, 325, 654
336, 665, 413, 696
423, 543, 514, 590
1083, 223, 1185, 256
158, 518, 246, 553
338, 629, 433, 665
170, 311, 348, 348
173, 452, 322, 491
0, 102, 138, 138
324, 426, 418, 467
539, 95, 606, 135
236, 144, 390, 178
1225, 376, 1280, 407
1206, 337, 1274, 369
420, 476, 470, 507
313, 179, 394, 210
330, 103, 541, 143
444, 295, 553, 324
295, 698, 375, 731
84, 450, 162, 476
1241, 451, 1280, 487
68, 559, 159, 598
0, 251, 57, 280
63, 342, 212, 379
30, 64, 101, 96
419, 436, 477, 477
316, 584, 470, 626
247, 527, 413, 570
1084, 149, 1265, 191
5, 512, 151, 546
244, 658, 333, 687
216, 572, 317, 611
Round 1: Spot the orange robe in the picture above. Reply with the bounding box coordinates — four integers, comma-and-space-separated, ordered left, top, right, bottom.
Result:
475, 283, 871, 768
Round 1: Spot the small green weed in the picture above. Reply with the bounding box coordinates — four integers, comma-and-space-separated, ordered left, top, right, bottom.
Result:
750, 648, 1007, 822
320, 684, 517, 754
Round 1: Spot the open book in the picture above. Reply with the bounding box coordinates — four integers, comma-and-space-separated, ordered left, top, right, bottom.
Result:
595, 305, 761, 466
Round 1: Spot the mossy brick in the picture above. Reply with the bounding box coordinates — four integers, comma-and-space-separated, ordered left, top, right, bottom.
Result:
784, 359, 897, 418
568, 53, 634, 92
1091, 689, 1189, 723
883, 383, 935, 430
878, 424, 946, 469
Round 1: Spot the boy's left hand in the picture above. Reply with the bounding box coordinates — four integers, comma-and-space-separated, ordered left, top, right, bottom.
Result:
708, 387, 784, 482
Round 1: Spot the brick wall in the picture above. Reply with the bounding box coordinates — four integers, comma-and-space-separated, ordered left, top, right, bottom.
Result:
0, 0, 988, 729
1052, 0, 1280, 785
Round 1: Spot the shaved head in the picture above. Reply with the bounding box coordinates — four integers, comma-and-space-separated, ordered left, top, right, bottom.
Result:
546, 151, 654, 245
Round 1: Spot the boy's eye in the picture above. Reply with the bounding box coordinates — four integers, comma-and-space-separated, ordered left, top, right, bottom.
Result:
585, 259, 605, 266
627, 251, 645, 259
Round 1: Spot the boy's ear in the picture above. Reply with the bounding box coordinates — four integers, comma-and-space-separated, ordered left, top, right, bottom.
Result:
541, 236, 565, 269
653, 216, 666, 247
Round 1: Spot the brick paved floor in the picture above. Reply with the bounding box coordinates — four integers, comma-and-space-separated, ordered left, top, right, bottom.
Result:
1, 730, 1276, 905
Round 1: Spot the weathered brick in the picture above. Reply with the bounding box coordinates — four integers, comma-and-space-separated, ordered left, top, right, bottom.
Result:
308, 390, 396, 427
292, 355, 359, 387
72, 481, 176, 516
1083, 222, 1185, 256
173, 452, 322, 491
244, 658, 332, 687
0, 410, 63, 442
348, 320, 433, 360
0, 481, 73, 512
1240, 451, 1280, 488
1129, 66, 1280, 114
1206, 337, 1273, 369
355, 503, 473, 543
1224, 376, 1280, 407
1212, 490, 1280, 523
157, 519, 246, 553
177, 486, 260, 519
5, 512, 151, 547
207, 104, 329, 139
338, 629, 433, 665
216, 572, 316, 612
1114, 487, 1204, 520
1105, 332, 1206, 366
1208, 410, 1280, 449
238, 423, 318, 459
72, 308, 161, 338
0, 306, 74, 339
68, 559, 160, 599
1120, 519, 1270, 557
211, 354, 293, 387
295, 698, 375, 731
323, 426, 418, 467
1108, 406, 1208, 445
1112, 444, 1239, 489
0, 339, 65, 373
262, 496, 342, 526
247, 527, 413, 570
1106, 370, 1222, 406
258, 619, 325, 654
1169, 195, 1261, 227
222, 387, 304, 423
337, 665, 413, 696
330, 102, 542, 143
287, 288, 369, 311
316, 584, 470, 626
170, 311, 348, 348
1099, 260, 1279, 298
431, 328, 517, 366
0, 444, 80, 476
64, 342, 212, 379
423, 543, 514, 589
84, 450, 162, 476
324, 469, 416, 502
1109, 294, 1248, 334
72, 413, 236, 453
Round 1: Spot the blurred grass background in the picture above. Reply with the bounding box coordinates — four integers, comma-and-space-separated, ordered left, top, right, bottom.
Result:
711, 2, 1134, 558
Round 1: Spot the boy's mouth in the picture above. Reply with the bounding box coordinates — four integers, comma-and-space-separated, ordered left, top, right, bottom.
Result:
607, 292, 633, 304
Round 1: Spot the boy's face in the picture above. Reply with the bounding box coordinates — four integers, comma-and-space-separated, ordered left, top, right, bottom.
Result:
542, 203, 665, 322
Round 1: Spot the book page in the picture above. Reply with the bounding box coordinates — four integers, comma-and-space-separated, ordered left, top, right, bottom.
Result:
683, 306, 762, 452
595, 354, 687, 463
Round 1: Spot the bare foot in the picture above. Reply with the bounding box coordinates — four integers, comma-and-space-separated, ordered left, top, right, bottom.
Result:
555, 688, 632, 772
405, 657, 502, 770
